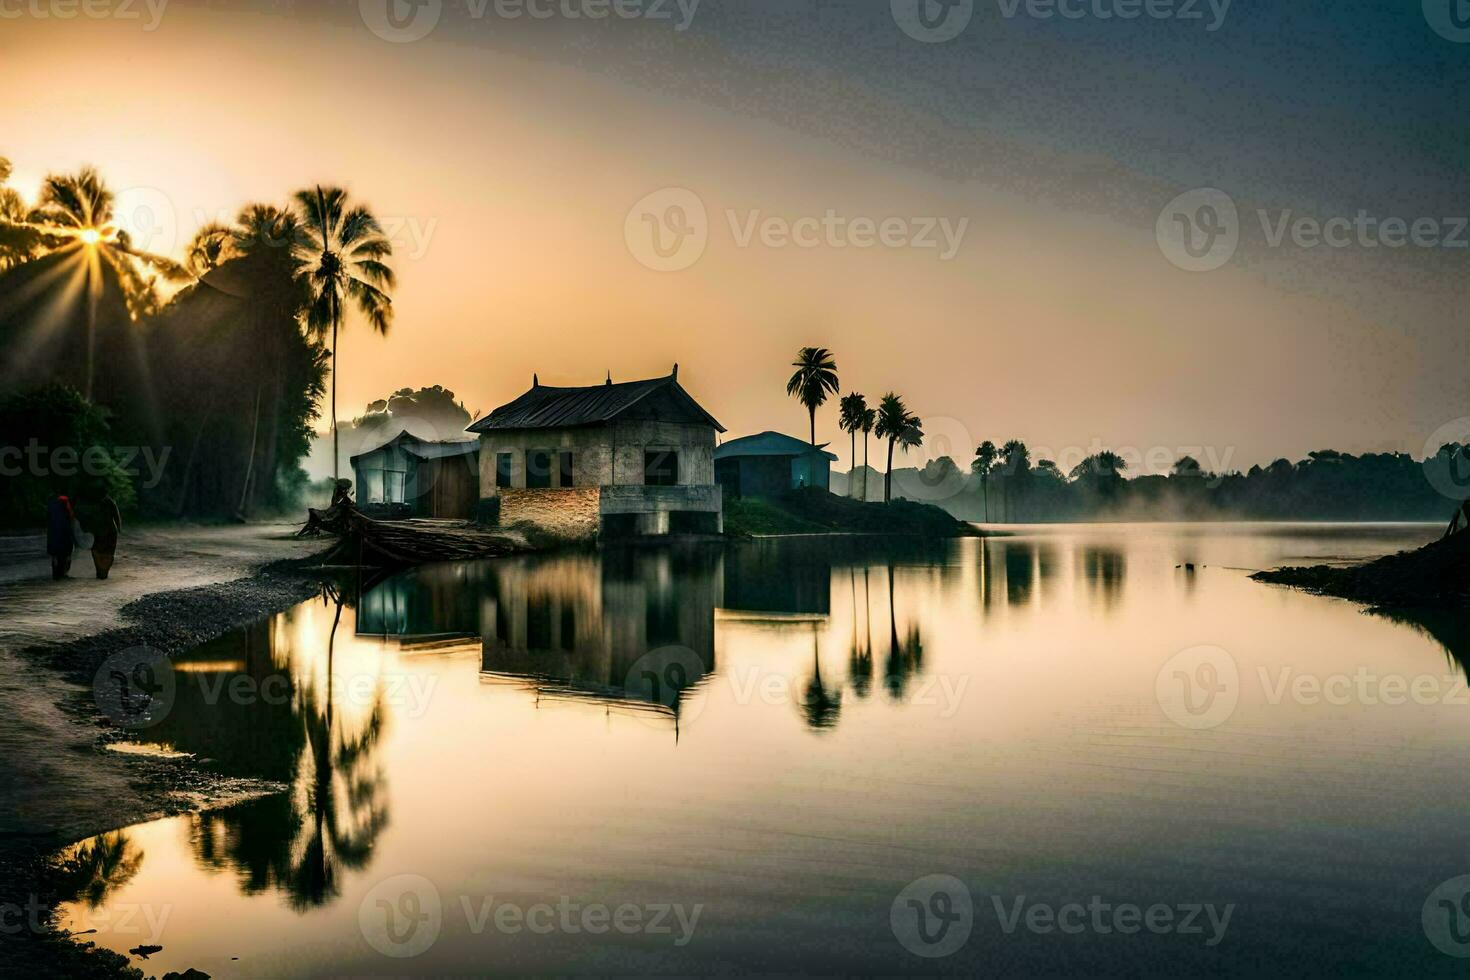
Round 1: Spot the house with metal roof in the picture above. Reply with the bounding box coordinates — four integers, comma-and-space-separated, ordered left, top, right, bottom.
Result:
349, 429, 481, 519
714, 431, 838, 500
467, 366, 725, 538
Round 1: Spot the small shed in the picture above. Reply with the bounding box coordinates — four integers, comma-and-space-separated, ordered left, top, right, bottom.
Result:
350, 429, 480, 519
714, 431, 837, 500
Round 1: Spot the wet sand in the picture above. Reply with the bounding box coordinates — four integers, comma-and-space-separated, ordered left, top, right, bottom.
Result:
0, 523, 330, 845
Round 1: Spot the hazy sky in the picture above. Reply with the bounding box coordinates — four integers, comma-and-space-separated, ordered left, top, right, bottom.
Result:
4, 0, 1466, 474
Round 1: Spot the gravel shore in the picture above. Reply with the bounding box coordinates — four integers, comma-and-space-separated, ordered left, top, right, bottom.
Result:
0, 523, 333, 846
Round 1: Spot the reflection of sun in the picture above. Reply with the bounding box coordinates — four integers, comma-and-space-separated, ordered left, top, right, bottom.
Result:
78, 228, 102, 245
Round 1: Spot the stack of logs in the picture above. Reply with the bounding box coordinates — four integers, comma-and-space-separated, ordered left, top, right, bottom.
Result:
299, 485, 522, 567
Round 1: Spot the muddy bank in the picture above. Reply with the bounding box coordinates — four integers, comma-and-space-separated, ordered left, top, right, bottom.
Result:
1252, 529, 1470, 609
0, 525, 334, 846
0, 529, 336, 979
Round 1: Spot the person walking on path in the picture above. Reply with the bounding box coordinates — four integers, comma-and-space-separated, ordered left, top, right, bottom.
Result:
90, 492, 122, 580
47, 495, 76, 580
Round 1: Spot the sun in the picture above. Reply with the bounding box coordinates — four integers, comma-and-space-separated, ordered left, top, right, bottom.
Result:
78, 228, 102, 246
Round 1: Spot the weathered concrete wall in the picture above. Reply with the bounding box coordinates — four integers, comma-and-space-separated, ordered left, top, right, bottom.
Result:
477, 421, 715, 497
499, 487, 602, 540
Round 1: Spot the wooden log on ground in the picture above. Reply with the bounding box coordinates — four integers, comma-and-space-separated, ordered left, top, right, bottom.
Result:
321, 509, 525, 567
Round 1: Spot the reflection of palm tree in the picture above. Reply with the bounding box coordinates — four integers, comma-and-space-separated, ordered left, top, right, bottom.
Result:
53, 832, 144, 909
884, 563, 924, 700
848, 568, 872, 698
800, 626, 841, 731
287, 681, 388, 909
189, 593, 388, 910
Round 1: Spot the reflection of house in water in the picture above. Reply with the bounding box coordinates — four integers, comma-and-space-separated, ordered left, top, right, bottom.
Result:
720, 539, 832, 618
357, 548, 721, 715
357, 564, 483, 645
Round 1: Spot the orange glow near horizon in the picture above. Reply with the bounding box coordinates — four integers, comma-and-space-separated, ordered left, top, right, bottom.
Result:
3, 8, 1465, 475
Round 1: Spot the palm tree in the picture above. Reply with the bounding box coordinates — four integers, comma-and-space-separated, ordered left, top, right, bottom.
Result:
859, 406, 876, 501
0, 156, 39, 271
874, 393, 923, 503
785, 346, 839, 449
998, 438, 1030, 522
293, 185, 395, 480
184, 221, 235, 276
972, 440, 997, 521
18, 167, 187, 397
838, 392, 867, 499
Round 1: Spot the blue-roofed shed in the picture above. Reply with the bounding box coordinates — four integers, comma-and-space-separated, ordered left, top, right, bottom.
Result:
714, 431, 838, 499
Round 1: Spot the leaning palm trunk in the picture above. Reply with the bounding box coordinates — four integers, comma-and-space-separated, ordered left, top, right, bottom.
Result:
863, 433, 870, 501
236, 382, 263, 519
330, 296, 340, 481
885, 438, 895, 503
84, 260, 101, 401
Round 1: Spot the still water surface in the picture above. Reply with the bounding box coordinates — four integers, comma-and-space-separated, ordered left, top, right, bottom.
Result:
57, 523, 1470, 976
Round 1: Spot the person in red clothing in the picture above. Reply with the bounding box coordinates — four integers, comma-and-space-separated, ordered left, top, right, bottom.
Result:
46, 494, 76, 580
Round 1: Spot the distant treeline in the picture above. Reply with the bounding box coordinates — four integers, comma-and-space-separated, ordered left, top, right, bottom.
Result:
841, 446, 1469, 524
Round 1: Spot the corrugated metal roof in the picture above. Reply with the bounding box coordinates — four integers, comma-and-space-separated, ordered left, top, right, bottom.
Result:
349, 429, 477, 465
715, 431, 839, 461
407, 440, 479, 460
467, 372, 725, 433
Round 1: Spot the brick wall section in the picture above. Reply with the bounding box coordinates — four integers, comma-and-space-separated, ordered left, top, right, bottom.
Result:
499, 488, 602, 541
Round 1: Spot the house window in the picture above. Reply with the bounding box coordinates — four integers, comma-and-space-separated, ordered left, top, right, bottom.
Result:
527, 451, 553, 489
644, 451, 679, 486
362, 468, 385, 504
384, 468, 407, 504
559, 451, 575, 488
495, 452, 514, 489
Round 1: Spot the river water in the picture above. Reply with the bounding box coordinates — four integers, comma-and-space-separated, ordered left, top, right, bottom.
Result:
54, 523, 1470, 976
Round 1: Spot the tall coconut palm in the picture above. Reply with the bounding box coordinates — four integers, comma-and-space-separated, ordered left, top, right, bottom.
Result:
292, 185, 395, 480
860, 406, 876, 501
786, 346, 839, 449
874, 393, 923, 503
998, 438, 1030, 522
19, 167, 187, 397
972, 440, 997, 521
838, 392, 867, 498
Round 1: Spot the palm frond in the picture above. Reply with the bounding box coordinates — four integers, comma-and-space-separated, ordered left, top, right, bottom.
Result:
351, 258, 395, 290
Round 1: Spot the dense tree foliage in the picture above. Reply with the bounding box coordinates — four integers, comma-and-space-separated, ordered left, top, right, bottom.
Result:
0, 160, 377, 525
883, 443, 1470, 522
